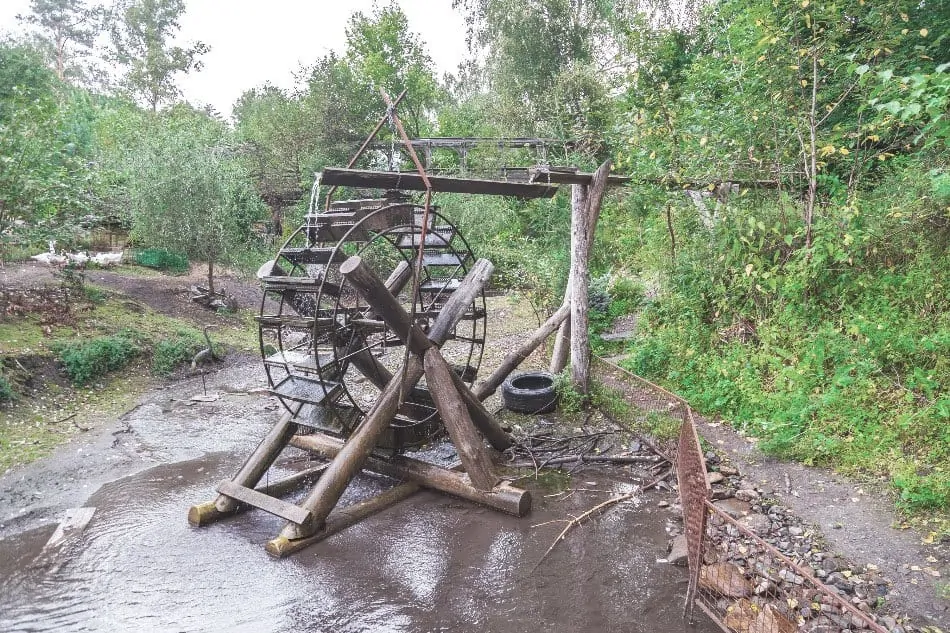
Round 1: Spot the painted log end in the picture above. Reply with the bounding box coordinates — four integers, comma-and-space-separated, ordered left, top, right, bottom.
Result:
187, 501, 225, 527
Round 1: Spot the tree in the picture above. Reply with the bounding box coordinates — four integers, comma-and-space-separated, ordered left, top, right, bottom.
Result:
343, 4, 445, 137
233, 85, 314, 235
0, 44, 98, 257
17, 0, 103, 82
110, 0, 208, 111
129, 106, 265, 293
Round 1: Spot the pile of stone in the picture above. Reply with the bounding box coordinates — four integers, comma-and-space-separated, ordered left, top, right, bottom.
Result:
664, 454, 916, 633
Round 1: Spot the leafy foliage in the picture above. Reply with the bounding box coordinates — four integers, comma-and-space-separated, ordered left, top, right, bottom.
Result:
55, 332, 140, 385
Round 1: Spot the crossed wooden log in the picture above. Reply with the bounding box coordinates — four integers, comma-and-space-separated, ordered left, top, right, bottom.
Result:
190, 254, 530, 557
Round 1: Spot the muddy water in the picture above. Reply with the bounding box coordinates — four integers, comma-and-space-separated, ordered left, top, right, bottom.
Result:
0, 450, 716, 633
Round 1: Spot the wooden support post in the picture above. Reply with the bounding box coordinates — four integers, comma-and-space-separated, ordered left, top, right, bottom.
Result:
568, 161, 611, 395
475, 302, 571, 401
290, 433, 531, 516
550, 183, 588, 374
278, 358, 421, 539
424, 347, 498, 490
265, 482, 420, 558
188, 409, 299, 525
188, 464, 328, 527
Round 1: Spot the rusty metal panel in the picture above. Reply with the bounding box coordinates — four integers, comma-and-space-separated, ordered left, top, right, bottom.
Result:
676, 408, 712, 619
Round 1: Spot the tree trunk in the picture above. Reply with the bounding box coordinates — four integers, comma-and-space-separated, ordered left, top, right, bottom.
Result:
569, 161, 611, 395
207, 260, 215, 295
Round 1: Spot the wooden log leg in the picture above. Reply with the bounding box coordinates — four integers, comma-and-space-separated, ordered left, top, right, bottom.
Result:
290, 433, 531, 516
188, 410, 298, 526
264, 482, 420, 558
277, 357, 425, 540
549, 308, 571, 374
423, 348, 498, 490
448, 368, 512, 450
188, 463, 328, 527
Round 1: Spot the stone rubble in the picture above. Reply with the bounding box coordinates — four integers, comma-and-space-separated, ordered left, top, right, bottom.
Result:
665, 453, 922, 633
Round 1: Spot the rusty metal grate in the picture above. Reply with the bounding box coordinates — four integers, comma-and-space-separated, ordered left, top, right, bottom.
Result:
677, 407, 711, 619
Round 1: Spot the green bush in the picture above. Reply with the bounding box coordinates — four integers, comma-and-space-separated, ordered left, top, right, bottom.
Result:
55, 333, 140, 385
134, 248, 189, 274
0, 374, 16, 404
152, 330, 203, 376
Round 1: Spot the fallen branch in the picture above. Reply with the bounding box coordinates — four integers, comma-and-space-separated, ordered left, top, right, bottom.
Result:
530, 492, 636, 574
508, 454, 662, 468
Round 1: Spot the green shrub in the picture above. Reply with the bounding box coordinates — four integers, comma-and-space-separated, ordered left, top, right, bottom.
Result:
0, 374, 16, 404
134, 248, 189, 274
554, 369, 588, 413
55, 333, 140, 385
152, 330, 203, 376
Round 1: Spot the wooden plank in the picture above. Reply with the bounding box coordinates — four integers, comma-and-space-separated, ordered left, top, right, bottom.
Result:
529, 165, 631, 186
321, 168, 559, 199
216, 480, 312, 525
189, 464, 329, 526
265, 482, 420, 558
44, 507, 96, 550
476, 302, 570, 401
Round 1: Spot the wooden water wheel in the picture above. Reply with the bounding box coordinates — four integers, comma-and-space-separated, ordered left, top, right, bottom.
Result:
257, 196, 488, 452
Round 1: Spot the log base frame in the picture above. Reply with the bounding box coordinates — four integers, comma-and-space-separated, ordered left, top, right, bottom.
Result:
188, 254, 529, 558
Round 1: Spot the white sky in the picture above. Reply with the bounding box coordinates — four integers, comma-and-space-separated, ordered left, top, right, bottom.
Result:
0, 0, 469, 117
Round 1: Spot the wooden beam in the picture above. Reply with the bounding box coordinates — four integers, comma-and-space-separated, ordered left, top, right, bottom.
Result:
290, 433, 531, 516
265, 482, 420, 558
216, 480, 312, 525
188, 464, 329, 527
320, 168, 559, 199
570, 161, 611, 394
475, 302, 570, 401
424, 348, 498, 491
529, 165, 631, 186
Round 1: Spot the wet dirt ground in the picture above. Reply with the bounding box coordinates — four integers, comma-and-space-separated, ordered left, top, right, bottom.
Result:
0, 357, 717, 633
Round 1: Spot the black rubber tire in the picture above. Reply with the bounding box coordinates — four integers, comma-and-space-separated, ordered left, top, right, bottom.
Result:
501, 371, 558, 414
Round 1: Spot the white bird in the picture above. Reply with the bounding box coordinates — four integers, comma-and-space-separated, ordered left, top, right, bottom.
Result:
66, 251, 89, 266
91, 251, 123, 267
30, 251, 67, 266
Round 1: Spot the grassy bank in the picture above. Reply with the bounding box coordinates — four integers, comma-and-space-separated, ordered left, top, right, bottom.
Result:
0, 276, 259, 472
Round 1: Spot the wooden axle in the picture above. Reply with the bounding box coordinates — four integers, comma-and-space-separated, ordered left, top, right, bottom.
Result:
289, 433, 531, 517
